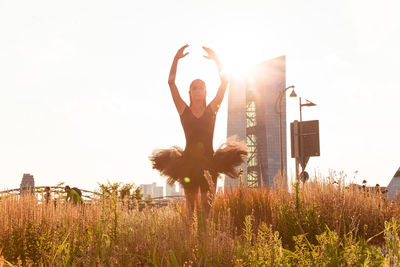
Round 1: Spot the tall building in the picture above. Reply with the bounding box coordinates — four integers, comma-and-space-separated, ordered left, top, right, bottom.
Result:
224, 56, 287, 189
140, 182, 164, 198
216, 186, 223, 194
140, 183, 154, 197
387, 167, 400, 201
153, 186, 163, 198
20, 173, 35, 195
166, 183, 184, 197
177, 184, 184, 196
166, 183, 176, 197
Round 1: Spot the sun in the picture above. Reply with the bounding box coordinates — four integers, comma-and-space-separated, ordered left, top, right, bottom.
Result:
210, 32, 267, 78
218, 49, 258, 77
175, 34, 270, 97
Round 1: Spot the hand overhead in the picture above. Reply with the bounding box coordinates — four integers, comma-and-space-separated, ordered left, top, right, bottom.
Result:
202, 46, 218, 61
175, 44, 189, 60
169, 44, 226, 116
169, 44, 190, 115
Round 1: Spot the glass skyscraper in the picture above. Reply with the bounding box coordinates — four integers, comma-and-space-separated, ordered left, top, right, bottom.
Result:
224, 56, 287, 189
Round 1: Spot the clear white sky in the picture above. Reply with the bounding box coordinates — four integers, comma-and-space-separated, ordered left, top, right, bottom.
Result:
0, 0, 399, 191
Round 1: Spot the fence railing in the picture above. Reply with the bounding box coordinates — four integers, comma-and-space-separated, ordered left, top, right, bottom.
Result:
0, 187, 186, 207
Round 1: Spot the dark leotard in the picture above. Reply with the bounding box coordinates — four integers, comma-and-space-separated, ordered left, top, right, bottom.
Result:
180, 105, 216, 159
178, 104, 218, 193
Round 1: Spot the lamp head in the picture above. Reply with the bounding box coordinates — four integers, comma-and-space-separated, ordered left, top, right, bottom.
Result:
304, 99, 316, 106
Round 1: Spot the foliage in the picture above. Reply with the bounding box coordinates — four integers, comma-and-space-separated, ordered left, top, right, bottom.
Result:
97, 181, 143, 201
0, 176, 399, 266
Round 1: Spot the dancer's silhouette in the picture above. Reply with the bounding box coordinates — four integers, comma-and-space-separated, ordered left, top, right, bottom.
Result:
150, 45, 247, 216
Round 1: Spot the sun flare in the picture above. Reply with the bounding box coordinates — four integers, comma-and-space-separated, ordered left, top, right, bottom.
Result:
216, 47, 259, 77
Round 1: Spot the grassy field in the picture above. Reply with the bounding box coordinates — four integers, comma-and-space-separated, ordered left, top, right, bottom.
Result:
1, 176, 400, 266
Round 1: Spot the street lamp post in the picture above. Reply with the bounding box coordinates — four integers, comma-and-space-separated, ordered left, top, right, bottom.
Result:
297, 97, 316, 180
275, 85, 297, 179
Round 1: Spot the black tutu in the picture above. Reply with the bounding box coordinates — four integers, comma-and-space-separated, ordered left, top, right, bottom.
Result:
149, 140, 248, 193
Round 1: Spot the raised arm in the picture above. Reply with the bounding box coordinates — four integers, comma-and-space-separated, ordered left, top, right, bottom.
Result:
203, 46, 228, 114
168, 45, 189, 115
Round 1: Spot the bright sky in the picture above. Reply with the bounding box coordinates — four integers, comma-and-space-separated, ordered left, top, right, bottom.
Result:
0, 0, 399, 191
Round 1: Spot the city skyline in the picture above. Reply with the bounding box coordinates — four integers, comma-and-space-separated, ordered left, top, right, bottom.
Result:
0, 0, 399, 190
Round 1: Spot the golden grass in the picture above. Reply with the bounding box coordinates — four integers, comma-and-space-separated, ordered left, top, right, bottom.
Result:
214, 175, 399, 248
0, 175, 399, 265
0, 194, 238, 265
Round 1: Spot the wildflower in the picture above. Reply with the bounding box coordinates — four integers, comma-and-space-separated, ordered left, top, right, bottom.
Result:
384, 231, 394, 241
384, 234, 393, 241
380, 248, 387, 257
391, 256, 396, 266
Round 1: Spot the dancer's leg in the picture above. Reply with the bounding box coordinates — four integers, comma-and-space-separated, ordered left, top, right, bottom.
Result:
200, 189, 211, 217
184, 188, 198, 218
200, 182, 216, 217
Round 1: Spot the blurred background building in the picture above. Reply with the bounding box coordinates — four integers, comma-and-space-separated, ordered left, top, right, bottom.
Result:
387, 166, 400, 200
166, 183, 184, 197
140, 182, 164, 198
224, 56, 286, 189
20, 173, 35, 195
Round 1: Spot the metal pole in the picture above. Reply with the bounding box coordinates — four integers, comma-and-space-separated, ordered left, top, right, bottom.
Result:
299, 97, 303, 179
299, 97, 303, 122
295, 98, 302, 181
279, 95, 284, 179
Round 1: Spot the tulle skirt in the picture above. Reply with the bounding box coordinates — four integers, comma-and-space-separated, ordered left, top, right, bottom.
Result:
149, 141, 248, 193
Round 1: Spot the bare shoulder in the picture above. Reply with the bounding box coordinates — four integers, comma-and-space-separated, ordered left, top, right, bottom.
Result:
208, 102, 219, 115
178, 104, 188, 116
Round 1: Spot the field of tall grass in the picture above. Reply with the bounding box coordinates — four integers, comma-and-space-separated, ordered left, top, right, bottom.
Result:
1, 175, 400, 266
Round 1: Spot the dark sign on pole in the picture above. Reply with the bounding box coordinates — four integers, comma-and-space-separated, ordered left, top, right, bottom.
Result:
291, 120, 320, 158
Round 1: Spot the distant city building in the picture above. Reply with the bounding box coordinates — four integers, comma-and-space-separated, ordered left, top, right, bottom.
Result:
166, 183, 176, 197
140, 183, 154, 197
140, 182, 164, 198
177, 184, 184, 196
224, 56, 287, 189
166, 183, 184, 197
20, 173, 35, 195
153, 186, 163, 198
387, 167, 400, 200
